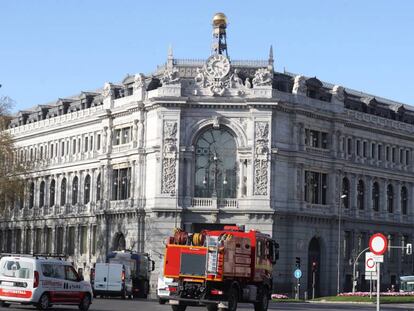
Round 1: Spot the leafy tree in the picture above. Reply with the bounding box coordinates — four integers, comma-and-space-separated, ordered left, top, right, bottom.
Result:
0, 96, 27, 213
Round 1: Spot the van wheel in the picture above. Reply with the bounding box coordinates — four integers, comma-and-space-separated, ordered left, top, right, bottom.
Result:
79, 294, 91, 311
206, 303, 218, 311
1, 301, 10, 308
37, 293, 50, 310
121, 288, 127, 299
171, 305, 187, 311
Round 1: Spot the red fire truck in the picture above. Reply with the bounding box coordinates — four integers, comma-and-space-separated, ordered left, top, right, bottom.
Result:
163, 226, 279, 311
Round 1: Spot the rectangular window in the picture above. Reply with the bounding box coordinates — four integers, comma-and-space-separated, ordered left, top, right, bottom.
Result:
344, 231, 352, 260
24, 229, 31, 254
84, 137, 88, 152
111, 167, 131, 200
72, 139, 76, 154
371, 143, 376, 159
56, 227, 63, 254
347, 138, 352, 155
15, 229, 21, 254
304, 171, 327, 205
356, 140, 361, 156
80, 226, 88, 255
67, 227, 75, 256
66, 141, 69, 155
363, 141, 367, 157
92, 225, 97, 255
378, 145, 382, 161
61, 141, 65, 157
392, 147, 396, 163
40, 146, 43, 160
97, 134, 101, 150
386, 146, 390, 161
406, 150, 410, 165
114, 129, 122, 146
78, 138, 81, 153
121, 127, 131, 144
34, 228, 42, 254
90, 136, 93, 151
305, 129, 328, 149
400, 149, 403, 164
46, 228, 52, 254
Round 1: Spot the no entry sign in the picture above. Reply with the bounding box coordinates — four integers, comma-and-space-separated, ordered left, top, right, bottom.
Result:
369, 233, 388, 255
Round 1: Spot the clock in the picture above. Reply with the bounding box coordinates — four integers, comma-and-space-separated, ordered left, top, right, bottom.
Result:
205, 54, 230, 78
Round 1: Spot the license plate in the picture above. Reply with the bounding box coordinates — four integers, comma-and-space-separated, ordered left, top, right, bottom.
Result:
169, 300, 179, 305
1, 282, 14, 287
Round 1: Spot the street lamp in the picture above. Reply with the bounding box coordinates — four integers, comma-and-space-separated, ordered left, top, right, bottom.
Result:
337, 193, 347, 295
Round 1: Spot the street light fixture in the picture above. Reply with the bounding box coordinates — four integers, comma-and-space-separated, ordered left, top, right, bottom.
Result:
337, 193, 347, 295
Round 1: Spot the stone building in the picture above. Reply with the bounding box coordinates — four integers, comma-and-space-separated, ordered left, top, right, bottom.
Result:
2, 13, 414, 296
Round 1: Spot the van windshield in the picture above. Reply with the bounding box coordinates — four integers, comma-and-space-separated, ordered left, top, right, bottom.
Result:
0, 260, 33, 279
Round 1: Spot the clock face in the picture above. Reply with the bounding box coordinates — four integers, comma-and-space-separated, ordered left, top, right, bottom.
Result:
205, 54, 230, 78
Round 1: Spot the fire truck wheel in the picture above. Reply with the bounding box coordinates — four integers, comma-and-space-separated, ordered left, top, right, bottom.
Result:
254, 286, 269, 311
171, 305, 187, 311
79, 294, 91, 311
227, 286, 238, 311
206, 303, 218, 311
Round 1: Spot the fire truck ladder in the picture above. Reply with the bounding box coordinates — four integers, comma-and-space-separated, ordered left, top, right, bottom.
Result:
206, 236, 219, 275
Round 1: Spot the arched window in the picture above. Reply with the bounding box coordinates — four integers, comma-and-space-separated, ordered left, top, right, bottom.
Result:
84, 175, 91, 204
194, 127, 237, 198
60, 178, 67, 206
401, 186, 408, 215
39, 181, 45, 208
342, 177, 350, 209
387, 184, 394, 213
96, 173, 101, 201
357, 180, 364, 210
49, 179, 55, 206
372, 182, 380, 211
29, 182, 35, 209
72, 176, 78, 205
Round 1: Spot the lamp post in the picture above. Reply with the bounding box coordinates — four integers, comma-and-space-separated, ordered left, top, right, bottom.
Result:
337, 193, 347, 295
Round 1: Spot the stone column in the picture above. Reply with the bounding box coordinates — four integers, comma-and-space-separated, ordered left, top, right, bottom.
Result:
132, 119, 138, 148
298, 123, 305, 151
350, 174, 357, 211
365, 176, 373, 218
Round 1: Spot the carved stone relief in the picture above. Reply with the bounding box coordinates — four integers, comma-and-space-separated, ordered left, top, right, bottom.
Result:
161, 121, 178, 195
161, 67, 180, 85
254, 122, 270, 195
252, 68, 272, 87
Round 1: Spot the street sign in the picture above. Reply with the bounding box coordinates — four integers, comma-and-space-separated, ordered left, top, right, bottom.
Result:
407, 243, 412, 255
365, 271, 378, 281
373, 255, 383, 263
365, 252, 376, 272
369, 233, 388, 255
294, 269, 302, 279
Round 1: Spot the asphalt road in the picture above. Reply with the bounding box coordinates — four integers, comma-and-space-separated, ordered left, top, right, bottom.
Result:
3, 298, 414, 311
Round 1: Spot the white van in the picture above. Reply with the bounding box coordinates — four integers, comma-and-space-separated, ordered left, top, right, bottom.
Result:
0, 255, 93, 310
92, 263, 132, 299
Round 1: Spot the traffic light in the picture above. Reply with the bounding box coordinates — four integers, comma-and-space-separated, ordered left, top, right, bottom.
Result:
312, 261, 317, 273
295, 257, 301, 269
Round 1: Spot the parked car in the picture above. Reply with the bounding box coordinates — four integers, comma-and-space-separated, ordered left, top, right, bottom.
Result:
91, 263, 132, 299
157, 258, 174, 304
0, 254, 93, 310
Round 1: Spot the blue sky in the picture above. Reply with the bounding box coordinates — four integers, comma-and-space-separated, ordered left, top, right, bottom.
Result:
1, 1, 413, 112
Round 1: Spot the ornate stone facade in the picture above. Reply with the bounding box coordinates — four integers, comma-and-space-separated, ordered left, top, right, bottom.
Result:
3, 43, 414, 298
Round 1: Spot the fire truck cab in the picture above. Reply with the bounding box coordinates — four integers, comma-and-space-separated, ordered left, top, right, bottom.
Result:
163, 226, 279, 311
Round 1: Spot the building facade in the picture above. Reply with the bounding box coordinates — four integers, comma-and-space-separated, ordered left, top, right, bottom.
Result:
2, 15, 414, 296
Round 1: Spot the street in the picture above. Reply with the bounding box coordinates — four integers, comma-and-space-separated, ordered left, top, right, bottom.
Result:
2, 298, 414, 311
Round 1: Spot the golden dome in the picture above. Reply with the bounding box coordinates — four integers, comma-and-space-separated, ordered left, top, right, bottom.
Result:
212, 12, 227, 27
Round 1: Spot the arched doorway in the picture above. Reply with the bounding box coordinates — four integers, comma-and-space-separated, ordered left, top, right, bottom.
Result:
113, 232, 126, 251
307, 237, 321, 298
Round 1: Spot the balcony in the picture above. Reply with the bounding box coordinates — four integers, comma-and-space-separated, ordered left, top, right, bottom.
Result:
190, 197, 238, 209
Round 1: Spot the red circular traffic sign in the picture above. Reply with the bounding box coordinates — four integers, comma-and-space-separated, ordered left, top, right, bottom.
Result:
369, 233, 388, 255
366, 257, 375, 269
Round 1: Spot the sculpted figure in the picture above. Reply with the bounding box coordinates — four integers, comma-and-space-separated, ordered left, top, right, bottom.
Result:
161, 67, 180, 85
230, 69, 243, 88
332, 85, 345, 102
292, 75, 307, 95
252, 68, 272, 87
195, 67, 205, 86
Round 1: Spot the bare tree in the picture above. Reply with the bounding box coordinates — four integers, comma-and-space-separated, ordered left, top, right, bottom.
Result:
0, 96, 27, 213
